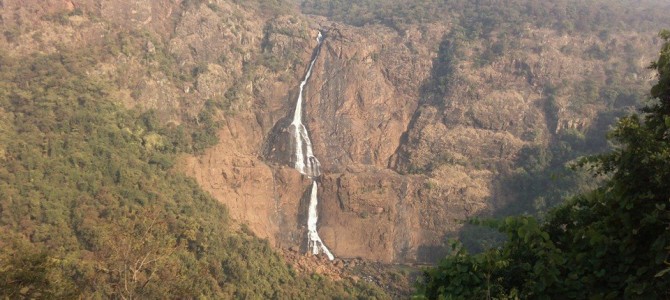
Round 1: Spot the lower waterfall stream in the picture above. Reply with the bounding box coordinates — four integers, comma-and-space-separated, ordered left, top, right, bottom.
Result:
288, 31, 334, 260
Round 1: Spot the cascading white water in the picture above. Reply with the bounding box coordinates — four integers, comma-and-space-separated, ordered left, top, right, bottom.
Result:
289, 31, 334, 260
291, 32, 323, 178
308, 181, 334, 260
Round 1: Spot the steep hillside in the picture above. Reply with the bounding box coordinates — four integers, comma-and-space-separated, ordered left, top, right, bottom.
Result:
184, 0, 669, 264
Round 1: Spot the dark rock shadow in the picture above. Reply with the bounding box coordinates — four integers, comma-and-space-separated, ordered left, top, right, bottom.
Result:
453, 105, 631, 256
388, 70, 431, 170
391, 33, 482, 261
389, 33, 459, 172
262, 115, 295, 166
296, 180, 313, 254
416, 245, 449, 264
457, 223, 506, 254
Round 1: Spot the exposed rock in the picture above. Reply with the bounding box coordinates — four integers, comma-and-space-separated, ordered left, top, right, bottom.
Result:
306, 23, 443, 171
180, 17, 659, 263
3, 0, 660, 266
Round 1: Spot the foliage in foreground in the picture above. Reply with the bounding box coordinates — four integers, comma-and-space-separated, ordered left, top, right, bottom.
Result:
415, 31, 670, 300
0, 48, 385, 299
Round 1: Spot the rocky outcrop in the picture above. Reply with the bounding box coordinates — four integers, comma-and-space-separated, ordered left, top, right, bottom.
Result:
318, 169, 489, 263
184, 20, 461, 263
3, 0, 661, 264
306, 23, 442, 171
181, 15, 661, 263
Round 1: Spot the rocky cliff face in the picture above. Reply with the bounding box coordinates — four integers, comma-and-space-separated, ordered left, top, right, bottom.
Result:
158, 7, 660, 263
183, 20, 461, 263
182, 13, 659, 263
2, 0, 661, 264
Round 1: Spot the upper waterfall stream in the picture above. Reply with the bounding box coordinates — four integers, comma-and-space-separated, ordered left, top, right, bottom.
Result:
289, 31, 334, 260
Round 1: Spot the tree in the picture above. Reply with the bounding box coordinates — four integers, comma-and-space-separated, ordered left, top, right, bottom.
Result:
92, 207, 185, 299
0, 232, 78, 299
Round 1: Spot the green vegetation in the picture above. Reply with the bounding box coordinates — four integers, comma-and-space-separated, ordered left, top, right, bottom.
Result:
0, 47, 385, 298
2, 0, 668, 297
415, 32, 670, 299
302, 0, 669, 35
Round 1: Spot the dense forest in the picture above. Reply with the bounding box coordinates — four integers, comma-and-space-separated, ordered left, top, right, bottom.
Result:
415, 31, 670, 299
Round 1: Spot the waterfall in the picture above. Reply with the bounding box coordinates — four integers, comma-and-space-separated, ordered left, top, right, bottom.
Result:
308, 181, 334, 260
289, 31, 334, 260
291, 32, 323, 178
